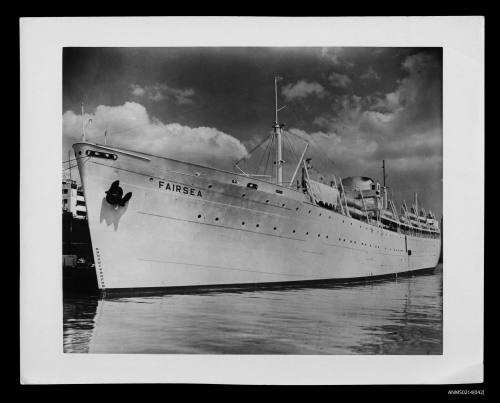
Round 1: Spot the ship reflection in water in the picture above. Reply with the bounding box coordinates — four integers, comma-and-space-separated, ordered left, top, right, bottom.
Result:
63, 265, 442, 354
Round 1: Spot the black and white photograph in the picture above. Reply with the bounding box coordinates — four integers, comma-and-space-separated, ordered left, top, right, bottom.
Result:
20, 17, 483, 384
62, 46, 443, 355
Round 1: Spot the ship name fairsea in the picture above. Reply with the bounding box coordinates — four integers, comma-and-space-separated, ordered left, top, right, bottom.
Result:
74, 77, 441, 294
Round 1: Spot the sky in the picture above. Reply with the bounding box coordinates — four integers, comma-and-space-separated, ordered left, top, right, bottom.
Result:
63, 47, 442, 217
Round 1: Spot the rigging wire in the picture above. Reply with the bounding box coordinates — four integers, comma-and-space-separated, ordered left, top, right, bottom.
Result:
63, 164, 79, 171
264, 134, 275, 178
256, 135, 272, 176
234, 134, 272, 167
285, 129, 337, 179
62, 155, 88, 165
283, 132, 299, 163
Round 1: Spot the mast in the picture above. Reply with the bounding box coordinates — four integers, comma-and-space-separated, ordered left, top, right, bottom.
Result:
382, 159, 386, 187
81, 102, 86, 142
273, 76, 284, 186
382, 159, 388, 209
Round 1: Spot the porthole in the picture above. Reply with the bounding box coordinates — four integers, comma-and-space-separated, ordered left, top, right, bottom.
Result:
208, 185, 213, 189
266, 200, 269, 203
149, 177, 154, 182
292, 230, 296, 233
256, 224, 260, 228
318, 234, 320, 237
281, 203, 285, 207
197, 214, 202, 218
241, 194, 246, 198
308, 210, 311, 214
296, 207, 299, 211
273, 227, 277, 230
241, 221, 245, 226
306, 232, 309, 235
215, 217, 219, 221
326, 235, 329, 239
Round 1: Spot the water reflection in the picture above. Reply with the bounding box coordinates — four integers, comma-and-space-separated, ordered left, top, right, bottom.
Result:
63, 266, 442, 354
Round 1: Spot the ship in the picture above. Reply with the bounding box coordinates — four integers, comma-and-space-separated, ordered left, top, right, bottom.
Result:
73, 78, 441, 294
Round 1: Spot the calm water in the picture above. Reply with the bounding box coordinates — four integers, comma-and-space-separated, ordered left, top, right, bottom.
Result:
63, 265, 442, 354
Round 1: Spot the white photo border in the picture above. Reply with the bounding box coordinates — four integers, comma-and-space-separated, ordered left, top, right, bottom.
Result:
20, 16, 484, 384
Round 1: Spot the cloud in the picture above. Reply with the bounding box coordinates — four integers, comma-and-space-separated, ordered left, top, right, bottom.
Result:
297, 51, 442, 213
130, 83, 196, 104
63, 102, 247, 170
360, 66, 380, 81
320, 47, 354, 68
281, 80, 325, 101
130, 84, 145, 97
328, 72, 352, 88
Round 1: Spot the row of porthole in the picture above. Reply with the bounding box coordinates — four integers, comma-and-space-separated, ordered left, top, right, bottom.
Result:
197, 211, 421, 252
197, 213, 406, 249
337, 238, 405, 253
197, 214, 335, 238
196, 214, 411, 250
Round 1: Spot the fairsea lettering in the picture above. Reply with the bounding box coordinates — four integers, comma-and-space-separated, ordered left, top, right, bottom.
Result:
158, 180, 202, 197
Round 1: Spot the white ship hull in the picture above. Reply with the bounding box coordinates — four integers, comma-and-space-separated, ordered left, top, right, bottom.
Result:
74, 142, 441, 293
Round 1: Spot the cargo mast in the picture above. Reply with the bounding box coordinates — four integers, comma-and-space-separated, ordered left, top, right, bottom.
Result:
273, 76, 285, 186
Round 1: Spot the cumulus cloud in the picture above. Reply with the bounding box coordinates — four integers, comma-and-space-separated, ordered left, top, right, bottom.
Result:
130, 83, 196, 104
63, 102, 247, 170
281, 80, 325, 101
328, 72, 352, 88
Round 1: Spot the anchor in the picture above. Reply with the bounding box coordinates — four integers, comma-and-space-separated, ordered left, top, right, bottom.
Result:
105, 180, 132, 207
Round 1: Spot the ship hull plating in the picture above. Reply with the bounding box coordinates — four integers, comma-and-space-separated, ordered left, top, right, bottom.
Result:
74, 142, 441, 291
